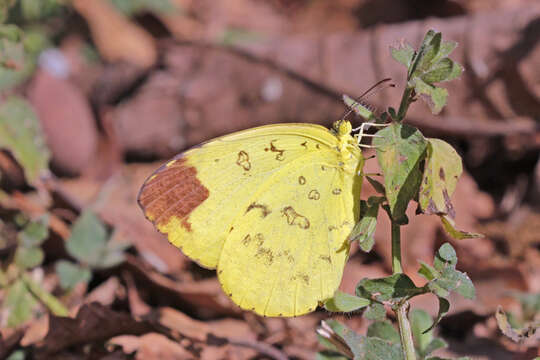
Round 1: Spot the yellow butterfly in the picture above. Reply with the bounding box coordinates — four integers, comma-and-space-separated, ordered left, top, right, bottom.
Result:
138, 120, 369, 317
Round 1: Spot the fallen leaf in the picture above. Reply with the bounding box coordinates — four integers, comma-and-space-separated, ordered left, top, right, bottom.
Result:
72, 0, 157, 68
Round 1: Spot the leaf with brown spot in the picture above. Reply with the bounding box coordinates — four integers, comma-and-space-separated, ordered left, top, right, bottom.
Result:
419, 139, 462, 218
373, 123, 427, 220
440, 215, 483, 240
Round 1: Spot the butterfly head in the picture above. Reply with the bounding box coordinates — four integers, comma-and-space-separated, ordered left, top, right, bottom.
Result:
333, 120, 353, 137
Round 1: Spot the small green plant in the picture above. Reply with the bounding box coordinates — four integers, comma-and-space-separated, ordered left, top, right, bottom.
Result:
0, 213, 69, 327
316, 30, 480, 360
56, 209, 129, 291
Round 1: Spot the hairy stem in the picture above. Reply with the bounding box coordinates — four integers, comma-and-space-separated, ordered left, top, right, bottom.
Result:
396, 85, 414, 122
391, 222, 416, 360
397, 301, 416, 360
391, 222, 402, 273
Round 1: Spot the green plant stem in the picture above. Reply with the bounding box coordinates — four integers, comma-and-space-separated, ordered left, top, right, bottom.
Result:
396, 85, 414, 121
397, 301, 416, 360
391, 221, 417, 360
391, 222, 402, 273
22, 273, 69, 316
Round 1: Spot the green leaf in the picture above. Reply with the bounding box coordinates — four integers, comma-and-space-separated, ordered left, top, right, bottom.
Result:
407, 30, 435, 79
429, 267, 474, 299
415, 32, 442, 75
411, 309, 434, 355
419, 139, 462, 218
423, 297, 450, 334
109, 0, 176, 15
5, 279, 37, 327
0, 27, 37, 91
423, 338, 448, 358
391, 43, 415, 68
367, 321, 400, 344
424, 244, 476, 300
66, 210, 108, 266
434, 243, 457, 270
0, 97, 51, 184
413, 78, 448, 114
319, 320, 403, 360
418, 261, 439, 281
420, 58, 462, 84
349, 196, 383, 252
14, 245, 44, 269
357, 273, 424, 302
55, 260, 92, 290
18, 215, 49, 247
20, 272, 68, 316
364, 302, 386, 321
373, 123, 427, 220
324, 290, 370, 313
440, 215, 483, 240
343, 94, 375, 121
66, 210, 127, 268
411, 309, 448, 358
6, 350, 26, 360
315, 351, 349, 360
366, 176, 385, 195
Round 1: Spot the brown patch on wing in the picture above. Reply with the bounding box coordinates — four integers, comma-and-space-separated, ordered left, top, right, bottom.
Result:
308, 190, 320, 200
137, 157, 209, 232
298, 176, 306, 185
255, 247, 274, 266
245, 203, 271, 218
319, 255, 332, 264
292, 272, 310, 285
281, 206, 310, 229
236, 151, 251, 171
264, 140, 285, 161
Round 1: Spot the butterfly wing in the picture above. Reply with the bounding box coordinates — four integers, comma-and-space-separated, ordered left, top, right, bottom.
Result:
138, 123, 363, 316
219, 148, 363, 316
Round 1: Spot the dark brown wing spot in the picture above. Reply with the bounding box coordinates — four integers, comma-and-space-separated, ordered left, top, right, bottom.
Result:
245, 203, 271, 218
298, 176, 306, 185
255, 247, 274, 266
292, 272, 310, 285
281, 206, 310, 229
277, 250, 295, 264
316, 144, 321, 149
332, 188, 342, 195
319, 255, 332, 264
137, 157, 209, 232
255, 233, 265, 247
300, 141, 307, 148
242, 234, 252, 246
321, 165, 326, 171
266, 140, 285, 161
308, 190, 320, 200
236, 151, 251, 171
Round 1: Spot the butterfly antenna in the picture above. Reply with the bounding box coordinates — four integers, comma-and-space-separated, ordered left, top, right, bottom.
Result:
340, 78, 395, 122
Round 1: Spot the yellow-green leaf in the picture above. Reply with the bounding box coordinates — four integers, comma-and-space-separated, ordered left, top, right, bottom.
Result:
419, 139, 462, 218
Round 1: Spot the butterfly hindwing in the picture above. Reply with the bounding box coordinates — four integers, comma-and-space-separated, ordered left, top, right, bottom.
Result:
219, 150, 363, 316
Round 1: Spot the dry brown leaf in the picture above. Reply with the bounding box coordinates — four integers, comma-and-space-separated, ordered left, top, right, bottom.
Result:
72, 0, 157, 68
27, 69, 99, 176
35, 303, 156, 356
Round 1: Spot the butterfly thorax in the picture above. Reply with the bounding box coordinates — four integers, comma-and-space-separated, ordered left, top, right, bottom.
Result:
333, 120, 361, 164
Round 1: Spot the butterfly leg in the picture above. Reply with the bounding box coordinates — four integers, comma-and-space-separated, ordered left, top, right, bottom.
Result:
354, 122, 389, 147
